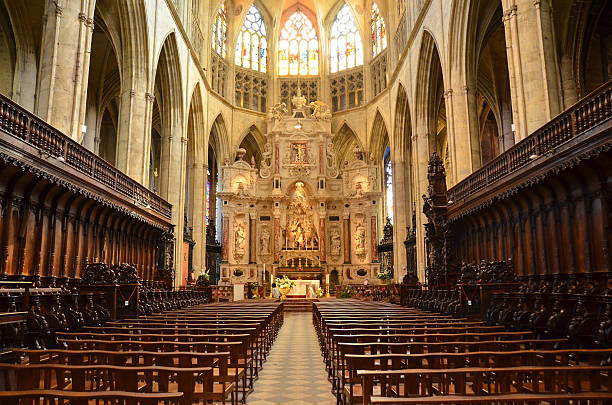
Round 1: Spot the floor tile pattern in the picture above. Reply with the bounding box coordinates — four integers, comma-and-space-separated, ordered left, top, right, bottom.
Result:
248, 313, 336, 404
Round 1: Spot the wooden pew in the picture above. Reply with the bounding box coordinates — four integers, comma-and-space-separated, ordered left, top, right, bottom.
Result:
13, 348, 233, 404
368, 392, 612, 404
357, 366, 612, 405
0, 390, 184, 405
0, 363, 213, 405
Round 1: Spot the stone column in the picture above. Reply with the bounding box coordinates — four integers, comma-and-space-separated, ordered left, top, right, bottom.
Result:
371, 215, 378, 262
501, 0, 562, 140
249, 212, 257, 264
343, 213, 350, 264
319, 215, 326, 262
115, 87, 152, 184
191, 162, 207, 275
391, 159, 409, 282
412, 130, 430, 282
273, 212, 281, 263
446, 86, 481, 183
221, 215, 229, 261
36, 0, 95, 139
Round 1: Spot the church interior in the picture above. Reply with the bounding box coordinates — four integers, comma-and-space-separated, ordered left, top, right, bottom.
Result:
0, 0, 611, 403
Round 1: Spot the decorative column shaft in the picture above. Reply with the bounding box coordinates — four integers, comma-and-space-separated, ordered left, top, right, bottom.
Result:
221, 216, 229, 261
371, 216, 378, 261
249, 214, 257, 263
343, 215, 351, 264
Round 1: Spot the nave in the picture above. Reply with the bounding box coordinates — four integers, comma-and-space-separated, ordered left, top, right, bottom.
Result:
3, 296, 612, 404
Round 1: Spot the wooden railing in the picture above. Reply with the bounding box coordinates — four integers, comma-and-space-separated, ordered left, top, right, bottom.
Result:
0, 94, 172, 220
448, 80, 612, 204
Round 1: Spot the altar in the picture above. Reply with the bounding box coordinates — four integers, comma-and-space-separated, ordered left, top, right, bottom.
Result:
217, 93, 384, 290
287, 279, 320, 298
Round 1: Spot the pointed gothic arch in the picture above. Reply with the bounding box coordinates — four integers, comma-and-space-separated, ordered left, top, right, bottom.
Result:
332, 122, 364, 168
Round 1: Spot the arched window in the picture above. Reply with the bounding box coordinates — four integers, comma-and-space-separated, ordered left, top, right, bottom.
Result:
330, 4, 363, 73
371, 3, 387, 57
278, 11, 319, 76
383, 146, 393, 223
235, 4, 267, 72
212, 2, 228, 57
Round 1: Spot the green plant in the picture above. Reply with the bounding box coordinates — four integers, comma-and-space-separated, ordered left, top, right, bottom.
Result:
338, 290, 352, 298
376, 270, 393, 281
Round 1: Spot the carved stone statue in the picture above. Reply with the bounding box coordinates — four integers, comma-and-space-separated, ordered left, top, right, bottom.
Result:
309, 101, 332, 120
268, 102, 288, 120
355, 221, 366, 255
330, 228, 341, 256
260, 226, 270, 254
234, 220, 246, 258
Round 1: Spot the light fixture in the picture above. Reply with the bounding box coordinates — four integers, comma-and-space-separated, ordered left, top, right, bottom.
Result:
529, 154, 539, 160
294, 120, 302, 130
447, 200, 454, 205
57, 156, 65, 162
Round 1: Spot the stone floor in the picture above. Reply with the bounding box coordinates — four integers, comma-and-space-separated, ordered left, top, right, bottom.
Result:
248, 313, 336, 404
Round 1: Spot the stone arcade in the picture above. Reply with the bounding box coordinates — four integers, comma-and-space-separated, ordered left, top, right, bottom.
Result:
218, 93, 383, 291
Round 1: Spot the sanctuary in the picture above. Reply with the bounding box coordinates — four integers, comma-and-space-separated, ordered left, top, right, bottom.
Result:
218, 92, 383, 291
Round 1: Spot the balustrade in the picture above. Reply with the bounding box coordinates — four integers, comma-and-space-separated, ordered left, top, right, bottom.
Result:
0, 94, 171, 219
448, 80, 612, 204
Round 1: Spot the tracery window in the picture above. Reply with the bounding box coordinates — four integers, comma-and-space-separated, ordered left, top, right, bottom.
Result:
212, 2, 228, 57
278, 11, 319, 76
384, 147, 393, 224
235, 5, 267, 72
371, 3, 387, 57
330, 4, 363, 74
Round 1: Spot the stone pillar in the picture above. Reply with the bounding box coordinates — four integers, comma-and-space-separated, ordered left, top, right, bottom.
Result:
343, 213, 351, 264
371, 215, 378, 261
36, 0, 95, 139
319, 215, 326, 262
221, 215, 229, 261
412, 130, 430, 282
115, 87, 152, 185
249, 213, 257, 263
501, 0, 562, 140
391, 159, 409, 282
273, 215, 280, 263
191, 162, 207, 275
446, 86, 481, 183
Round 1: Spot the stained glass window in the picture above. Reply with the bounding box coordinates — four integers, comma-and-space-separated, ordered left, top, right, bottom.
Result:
384, 147, 393, 224
330, 4, 363, 73
212, 2, 227, 57
278, 11, 319, 75
235, 5, 267, 72
371, 3, 387, 57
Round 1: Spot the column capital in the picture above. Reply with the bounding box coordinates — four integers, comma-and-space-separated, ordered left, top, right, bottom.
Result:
502, 5, 517, 21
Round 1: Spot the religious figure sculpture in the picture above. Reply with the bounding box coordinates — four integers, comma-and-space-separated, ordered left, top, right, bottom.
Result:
268, 102, 288, 120
260, 226, 270, 254
234, 220, 246, 258
330, 228, 341, 256
309, 101, 332, 120
355, 221, 366, 256
259, 142, 273, 178
292, 88, 308, 110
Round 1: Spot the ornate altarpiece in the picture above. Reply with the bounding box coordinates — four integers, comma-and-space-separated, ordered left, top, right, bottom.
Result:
217, 94, 384, 288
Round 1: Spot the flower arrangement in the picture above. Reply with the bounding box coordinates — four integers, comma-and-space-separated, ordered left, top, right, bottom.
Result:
315, 287, 325, 298
376, 270, 393, 281
196, 269, 210, 286
275, 275, 296, 290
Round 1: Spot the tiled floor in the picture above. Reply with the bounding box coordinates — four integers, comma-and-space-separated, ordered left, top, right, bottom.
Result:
248, 313, 336, 404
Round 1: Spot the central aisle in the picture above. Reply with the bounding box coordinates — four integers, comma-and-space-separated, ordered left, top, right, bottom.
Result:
248, 312, 336, 404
